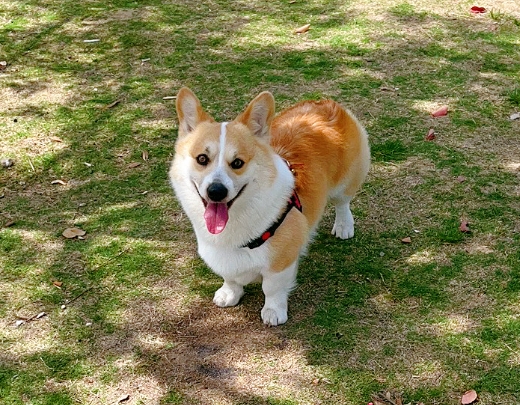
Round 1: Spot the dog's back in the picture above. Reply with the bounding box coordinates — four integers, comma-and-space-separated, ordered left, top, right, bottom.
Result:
270, 99, 370, 231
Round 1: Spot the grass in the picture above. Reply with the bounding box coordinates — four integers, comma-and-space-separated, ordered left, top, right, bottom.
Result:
1, 0, 520, 404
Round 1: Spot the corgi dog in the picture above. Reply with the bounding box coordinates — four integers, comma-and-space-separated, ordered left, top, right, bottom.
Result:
169, 87, 370, 326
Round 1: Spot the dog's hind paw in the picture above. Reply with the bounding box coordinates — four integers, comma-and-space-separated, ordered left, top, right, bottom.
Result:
261, 306, 288, 326
331, 222, 354, 239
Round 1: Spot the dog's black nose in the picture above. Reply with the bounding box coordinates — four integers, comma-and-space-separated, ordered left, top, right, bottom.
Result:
207, 182, 228, 202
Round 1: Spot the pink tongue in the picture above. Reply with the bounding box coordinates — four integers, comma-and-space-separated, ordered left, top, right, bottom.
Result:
204, 202, 229, 234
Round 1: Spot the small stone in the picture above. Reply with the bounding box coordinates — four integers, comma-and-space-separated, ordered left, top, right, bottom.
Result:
1, 158, 14, 168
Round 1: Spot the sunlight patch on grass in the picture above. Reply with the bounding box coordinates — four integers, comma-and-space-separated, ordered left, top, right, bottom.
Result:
504, 162, 520, 172
430, 314, 476, 335
405, 250, 435, 265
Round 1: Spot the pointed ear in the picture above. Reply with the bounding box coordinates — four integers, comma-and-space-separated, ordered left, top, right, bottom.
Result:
236, 91, 275, 139
175, 87, 214, 137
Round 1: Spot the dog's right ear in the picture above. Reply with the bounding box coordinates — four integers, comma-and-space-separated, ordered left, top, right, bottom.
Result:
176, 87, 214, 137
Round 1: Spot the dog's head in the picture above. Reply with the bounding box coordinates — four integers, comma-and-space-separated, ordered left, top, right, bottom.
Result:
172, 87, 276, 235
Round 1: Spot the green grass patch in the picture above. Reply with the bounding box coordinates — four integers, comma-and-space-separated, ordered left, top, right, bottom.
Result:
2, 0, 520, 404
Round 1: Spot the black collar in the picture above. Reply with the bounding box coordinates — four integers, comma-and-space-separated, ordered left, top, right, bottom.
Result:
242, 191, 303, 249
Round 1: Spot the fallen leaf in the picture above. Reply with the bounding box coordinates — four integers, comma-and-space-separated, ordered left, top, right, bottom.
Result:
470, 6, 486, 14
15, 320, 25, 327
62, 227, 87, 239
127, 162, 141, 168
431, 105, 448, 117
461, 389, 478, 404
401, 237, 412, 244
294, 23, 310, 34
51, 179, 67, 185
425, 128, 436, 141
0, 61, 7, 70
4, 220, 15, 228
84, 162, 93, 167
457, 175, 467, 183
459, 220, 471, 233
162, 96, 176, 100
50, 136, 63, 142
105, 99, 121, 109
510, 112, 520, 120
118, 394, 130, 403
36, 312, 46, 319
142, 150, 149, 161
53, 281, 63, 288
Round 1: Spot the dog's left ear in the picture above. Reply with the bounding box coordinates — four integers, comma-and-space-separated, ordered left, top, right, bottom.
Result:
236, 91, 275, 139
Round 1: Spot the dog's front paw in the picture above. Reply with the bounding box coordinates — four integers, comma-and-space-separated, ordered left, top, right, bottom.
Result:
261, 306, 288, 326
332, 221, 354, 239
213, 285, 243, 307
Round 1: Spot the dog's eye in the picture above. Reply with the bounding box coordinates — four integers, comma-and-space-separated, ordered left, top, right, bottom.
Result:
230, 158, 244, 170
196, 154, 209, 166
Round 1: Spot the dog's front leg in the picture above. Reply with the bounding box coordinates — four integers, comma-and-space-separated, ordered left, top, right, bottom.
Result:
213, 280, 244, 307
261, 262, 298, 326
213, 271, 260, 307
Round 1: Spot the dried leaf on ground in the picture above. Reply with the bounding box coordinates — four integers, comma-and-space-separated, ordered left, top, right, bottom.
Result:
105, 99, 121, 109
470, 6, 486, 14
0, 61, 7, 70
457, 175, 467, 183
461, 389, 478, 404
62, 227, 87, 239
380, 86, 398, 92
372, 391, 404, 405
431, 105, 448, 117
401, 237, 412, 244
294, 24, 310, 34
51, 179, 67, 185
510, 112, 520, 120
425, 128, 436, 141
50, 136, 63, 142
53, 281, 63, 288
142, 150, 149, 161
4, 220, 15, 228
127, 162, 141, 168
459, 220, 471, 233
117, 394, 130, 403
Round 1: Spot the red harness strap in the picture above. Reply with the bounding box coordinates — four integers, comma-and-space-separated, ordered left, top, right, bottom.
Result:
243, 191, 303, 249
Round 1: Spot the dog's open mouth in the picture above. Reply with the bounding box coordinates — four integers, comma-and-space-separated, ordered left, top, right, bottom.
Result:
196, 184, 247, 235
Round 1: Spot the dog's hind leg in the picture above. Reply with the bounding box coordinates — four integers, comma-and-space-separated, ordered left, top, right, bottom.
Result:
331, 194, 355, 239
